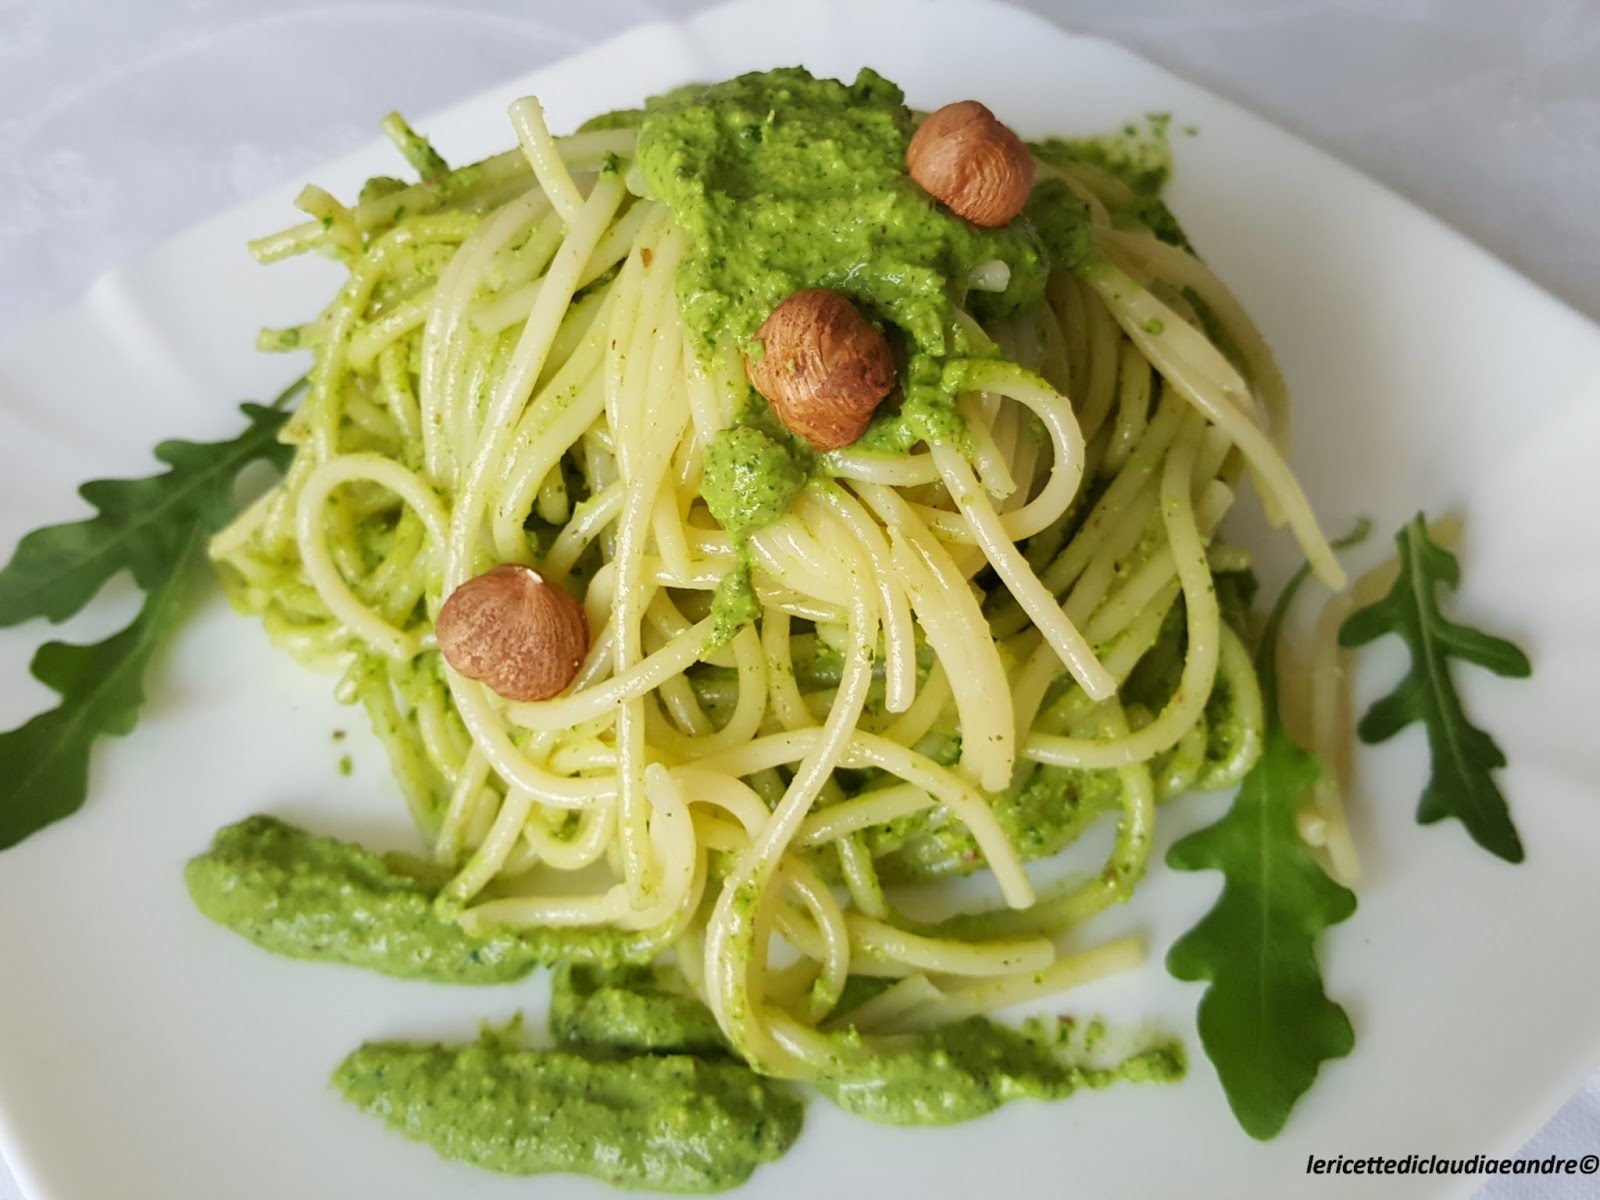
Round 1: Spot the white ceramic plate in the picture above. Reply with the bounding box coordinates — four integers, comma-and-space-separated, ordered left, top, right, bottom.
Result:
3, 2, 1599, 1197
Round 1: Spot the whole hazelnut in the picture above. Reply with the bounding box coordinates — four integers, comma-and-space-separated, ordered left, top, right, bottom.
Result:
745, 288, 896, 452
436, 564, 588, 702
907, 100, 1034, 227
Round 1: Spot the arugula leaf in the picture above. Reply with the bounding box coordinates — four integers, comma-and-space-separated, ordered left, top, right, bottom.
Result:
1338, 514, 1531, 863
0, 400, 294, 626
0, 530, 204, 850
0, 386, 300, 851
1166, 555, 1356, 1139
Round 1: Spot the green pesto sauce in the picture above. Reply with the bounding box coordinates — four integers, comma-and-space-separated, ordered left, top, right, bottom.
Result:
1032, 116, 1174, 199
845, 355, 975, 457
574, 83, 710, 133
1030, 114, 1190, 251
700, 425, 805, 537
1126, 569, 1259, 792
1023, 177, 1098, 278
709, 560, 761, 647
873, 760, 1126, 882
184, 816, 653, 981
334, 1023, 802, 1193
643, 67, 1053, 531
636, 67, 1046, 358
1215, 564, 1260, 636
548, 963, 728, 1055
817, 1017, 1184, 1124
871, 632, 1252, 885
357, 175, 407, 206
1195, 657, 1250, 791
1120, 597, 1187, 710
640, 72, 1196, 538
699, 422, 802, 643
335, 964, 1177, 1183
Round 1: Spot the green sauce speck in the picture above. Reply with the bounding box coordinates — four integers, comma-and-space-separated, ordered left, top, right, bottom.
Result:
709, 561, 762, 647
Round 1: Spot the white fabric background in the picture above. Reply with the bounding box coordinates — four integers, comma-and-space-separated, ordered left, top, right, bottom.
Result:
0, 1, 1595, 1196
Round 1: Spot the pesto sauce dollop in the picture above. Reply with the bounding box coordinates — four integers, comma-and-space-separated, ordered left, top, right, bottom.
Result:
335, 1027, 802, 1193
190, 818, 1185, 1185
335, 967, 797, 1192
635, 67, 1046, 356
636, 67, 1053, 552
185, 816, 656, 979
331, 964, 1179, 1189
699, 425, 805, 536
818, 1017, 1184, 1124
548, 962, 729, 1054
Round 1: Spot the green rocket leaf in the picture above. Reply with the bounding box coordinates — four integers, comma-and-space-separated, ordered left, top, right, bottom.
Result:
1338, 514, 1531, 863
0, 530, 204, 850
1166, 553, 1357, 1139
0, 384, 300, 851
0, 399, 294, 626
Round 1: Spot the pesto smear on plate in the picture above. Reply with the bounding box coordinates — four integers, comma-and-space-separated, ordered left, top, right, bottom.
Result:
190, 817, 1186, 1190
333, 969, 1179, 1192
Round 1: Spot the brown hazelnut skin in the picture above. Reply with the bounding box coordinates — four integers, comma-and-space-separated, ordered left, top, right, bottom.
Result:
436, 564, 588, 702
906, 100, 1035, 227
745, 289, 896, 452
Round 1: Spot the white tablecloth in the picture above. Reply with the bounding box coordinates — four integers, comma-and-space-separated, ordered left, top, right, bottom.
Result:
0, 2, 1595, 1197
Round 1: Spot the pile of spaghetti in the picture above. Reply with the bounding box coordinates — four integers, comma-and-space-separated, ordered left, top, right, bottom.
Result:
211, 68, 1341, 1082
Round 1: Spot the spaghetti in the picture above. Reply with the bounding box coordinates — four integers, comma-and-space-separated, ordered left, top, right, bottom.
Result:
213, 67, 1339, 1084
